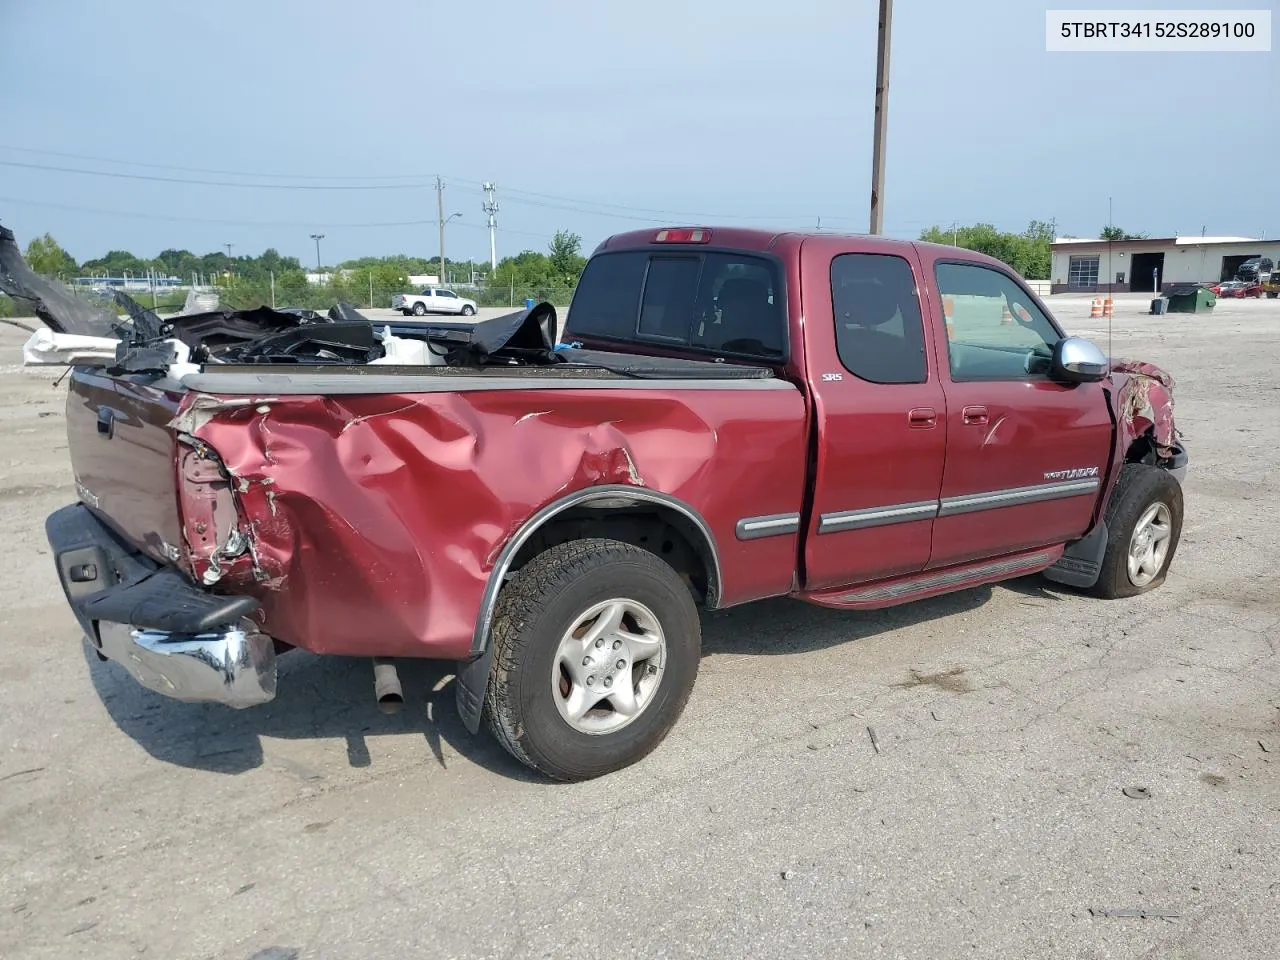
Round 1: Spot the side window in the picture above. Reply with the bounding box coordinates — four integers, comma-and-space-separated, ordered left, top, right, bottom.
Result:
830, 253, 927, 384
439, 290, 457, 298
935, 262, 1061, 382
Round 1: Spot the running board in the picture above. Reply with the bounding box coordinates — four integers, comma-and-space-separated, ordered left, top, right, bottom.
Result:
799, 546, 1064, 611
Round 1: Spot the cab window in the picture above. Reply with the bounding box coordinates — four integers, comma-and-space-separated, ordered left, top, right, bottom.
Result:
935, 262, 1062, 381
566, 250, 786, 361
830, 253, 927, 384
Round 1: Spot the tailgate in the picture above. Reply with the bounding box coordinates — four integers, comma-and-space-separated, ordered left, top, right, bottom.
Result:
66, 367, 185, 564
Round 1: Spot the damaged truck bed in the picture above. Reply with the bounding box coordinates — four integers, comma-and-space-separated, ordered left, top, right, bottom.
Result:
7, 220, 1187, 781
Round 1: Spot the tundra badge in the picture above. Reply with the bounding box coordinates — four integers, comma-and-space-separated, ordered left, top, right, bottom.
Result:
1043, 466, 1100, 481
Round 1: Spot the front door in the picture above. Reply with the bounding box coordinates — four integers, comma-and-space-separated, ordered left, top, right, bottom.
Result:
801, 240, 949, 591
922, 255, 1114, 569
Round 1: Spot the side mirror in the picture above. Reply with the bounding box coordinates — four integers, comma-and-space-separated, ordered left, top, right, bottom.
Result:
1051, 336, 1109, 383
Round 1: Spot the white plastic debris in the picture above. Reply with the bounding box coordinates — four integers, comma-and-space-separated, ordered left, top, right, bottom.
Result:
22, 327, 120, 365
369, 325, 445, 366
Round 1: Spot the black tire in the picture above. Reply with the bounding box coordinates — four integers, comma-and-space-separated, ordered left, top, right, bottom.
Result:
399, 308, 413, 316
461, 304, 475, 316
1268, 292, 1278, 299
483, 538, 701, 781
412, 302, 427, 316
1088, 463, 1183, 599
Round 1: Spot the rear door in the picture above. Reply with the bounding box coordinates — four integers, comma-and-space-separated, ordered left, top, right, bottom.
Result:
922, 253, 1113, 568
800, 239, 948, 591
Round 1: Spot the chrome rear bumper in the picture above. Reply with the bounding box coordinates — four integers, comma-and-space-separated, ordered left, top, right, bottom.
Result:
46, 503, 276, 709
97, 621, 276, 708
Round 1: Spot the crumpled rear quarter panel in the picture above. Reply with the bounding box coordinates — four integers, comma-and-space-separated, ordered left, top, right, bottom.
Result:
187, 386, 807, 659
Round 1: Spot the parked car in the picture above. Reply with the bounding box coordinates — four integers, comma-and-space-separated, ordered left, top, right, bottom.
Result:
1263, 273, 1280, 299
391, 287, 477, 317
1235, 256, 1274, 283
1219, 280, 1264, 298
8, 222, 1188, 782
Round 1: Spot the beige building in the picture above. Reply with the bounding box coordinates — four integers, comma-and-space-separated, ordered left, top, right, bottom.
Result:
1050, 236, 1280, 294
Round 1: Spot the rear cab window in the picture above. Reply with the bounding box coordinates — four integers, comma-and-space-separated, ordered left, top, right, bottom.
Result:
565, 250, 787, 362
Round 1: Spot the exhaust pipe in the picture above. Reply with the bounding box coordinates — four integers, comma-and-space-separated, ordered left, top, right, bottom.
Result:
373, 658, 403, 714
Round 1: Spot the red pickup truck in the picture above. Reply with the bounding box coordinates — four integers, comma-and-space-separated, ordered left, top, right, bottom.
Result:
9, 224, 1187, 781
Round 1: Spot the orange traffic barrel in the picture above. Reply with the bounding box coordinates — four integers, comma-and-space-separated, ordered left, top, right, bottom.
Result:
1090, 297, 1103, 319
1102, 297, 1114, 319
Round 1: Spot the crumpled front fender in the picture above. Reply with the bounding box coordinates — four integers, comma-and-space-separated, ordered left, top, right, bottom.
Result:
1111, 359, 1178, 455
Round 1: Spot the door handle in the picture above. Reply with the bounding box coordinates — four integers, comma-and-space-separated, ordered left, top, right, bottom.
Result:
962, 405, 989, 425
908, 407, 937, 429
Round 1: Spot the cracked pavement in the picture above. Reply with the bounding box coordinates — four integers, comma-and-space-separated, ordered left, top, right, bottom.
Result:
1, 295, 1278, 959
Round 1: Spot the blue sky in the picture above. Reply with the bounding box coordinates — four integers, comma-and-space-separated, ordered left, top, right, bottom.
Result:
0, 0, 1275, 266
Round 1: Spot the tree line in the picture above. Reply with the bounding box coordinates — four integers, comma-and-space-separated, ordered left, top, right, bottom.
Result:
4, 229, 590, 314
918, 221, 1148, 280
4, 220, 1151, 319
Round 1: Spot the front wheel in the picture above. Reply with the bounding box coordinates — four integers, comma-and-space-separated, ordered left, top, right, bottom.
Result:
1267, 292, 1278, 299
460, 304, 475, 316
1088, 463, 1183, 599
483, 538, 701, 781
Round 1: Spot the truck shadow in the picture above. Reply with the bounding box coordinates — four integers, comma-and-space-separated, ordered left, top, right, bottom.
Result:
82, 581, 998, 780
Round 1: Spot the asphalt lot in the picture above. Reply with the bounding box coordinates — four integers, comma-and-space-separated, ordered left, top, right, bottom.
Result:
1, 294, 1278, 959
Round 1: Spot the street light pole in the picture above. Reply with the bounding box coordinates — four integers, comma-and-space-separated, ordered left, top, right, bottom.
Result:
436, 177, 446, 286
868, 0, 893, 235
440, 212, 461, 286
310, 233, 325, 274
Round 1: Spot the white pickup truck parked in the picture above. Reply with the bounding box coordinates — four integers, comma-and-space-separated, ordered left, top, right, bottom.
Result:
392, 287, 478, 317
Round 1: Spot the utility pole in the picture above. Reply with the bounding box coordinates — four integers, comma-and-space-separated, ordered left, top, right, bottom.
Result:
224, 242, 233, 258
483, 181, 499, 272
436, 176, 446, 286
868, 0, 893, 235
310, 233, 325, 274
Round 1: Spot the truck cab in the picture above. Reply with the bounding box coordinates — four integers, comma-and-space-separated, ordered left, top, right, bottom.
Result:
563, 228, 1175, 597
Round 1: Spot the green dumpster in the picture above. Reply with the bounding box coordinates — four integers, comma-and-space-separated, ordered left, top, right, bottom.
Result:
1166, 283, 1216, 313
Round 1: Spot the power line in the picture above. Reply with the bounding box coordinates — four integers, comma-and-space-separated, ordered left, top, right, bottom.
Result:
0, 159, 436, 191
0, 194, 557, 239
0, 144, 433, 182
0, 143, 819, 222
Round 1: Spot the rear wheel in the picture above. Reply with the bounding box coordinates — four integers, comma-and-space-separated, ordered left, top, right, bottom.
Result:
412, 302, 427, 316
1088, 463, 1183, 599
484, 538, 701, 781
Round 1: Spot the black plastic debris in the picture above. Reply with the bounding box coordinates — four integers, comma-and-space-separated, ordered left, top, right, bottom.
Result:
0, 221, 119, 337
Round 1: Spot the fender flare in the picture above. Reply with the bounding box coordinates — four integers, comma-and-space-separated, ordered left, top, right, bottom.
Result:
455, 484, 723, 734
